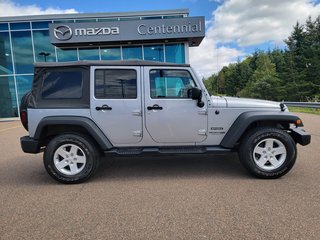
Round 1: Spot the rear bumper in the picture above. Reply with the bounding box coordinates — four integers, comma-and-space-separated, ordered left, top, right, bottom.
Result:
290, 127, 311, 146
20, 136, 40, 154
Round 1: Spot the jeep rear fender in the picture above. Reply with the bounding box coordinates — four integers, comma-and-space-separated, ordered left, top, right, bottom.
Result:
220, 111, 302, 148
35, 116, 113, 150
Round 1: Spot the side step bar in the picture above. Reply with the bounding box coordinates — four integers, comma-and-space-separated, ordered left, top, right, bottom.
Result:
104, 146, 232, 155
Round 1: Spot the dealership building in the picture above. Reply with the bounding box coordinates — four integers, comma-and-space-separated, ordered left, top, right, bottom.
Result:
0, 9, 205, 119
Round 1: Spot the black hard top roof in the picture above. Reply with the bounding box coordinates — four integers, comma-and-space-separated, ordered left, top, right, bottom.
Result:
34, 60, 190, 68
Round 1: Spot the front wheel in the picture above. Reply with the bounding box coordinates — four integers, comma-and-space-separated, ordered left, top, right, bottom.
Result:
44, 134, 99, 184
239, 127, 297, 179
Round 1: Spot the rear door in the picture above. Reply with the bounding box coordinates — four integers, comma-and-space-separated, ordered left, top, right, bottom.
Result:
90, 66, 142, 144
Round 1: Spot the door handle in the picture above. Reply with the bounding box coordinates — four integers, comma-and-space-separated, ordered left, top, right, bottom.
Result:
147, 104, 163, 110
96, 104, 112, 111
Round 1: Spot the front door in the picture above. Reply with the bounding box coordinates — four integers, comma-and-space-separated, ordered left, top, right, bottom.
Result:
90, 66, 142, 144
144, 67, 208, 144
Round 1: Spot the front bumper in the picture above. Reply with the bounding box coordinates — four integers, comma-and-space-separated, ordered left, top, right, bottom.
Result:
20, 136, 40, 154
290, 127, 311, 146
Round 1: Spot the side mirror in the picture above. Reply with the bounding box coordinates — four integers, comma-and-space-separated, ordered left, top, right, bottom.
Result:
189, 87, 205, 108
190, 87, 201, 100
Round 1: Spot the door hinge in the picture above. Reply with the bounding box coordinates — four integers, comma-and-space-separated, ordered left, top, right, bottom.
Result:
133, 130, 142, 137
132, 110, 142, 116
198, 130, 207, 136
198, 109, 207, 115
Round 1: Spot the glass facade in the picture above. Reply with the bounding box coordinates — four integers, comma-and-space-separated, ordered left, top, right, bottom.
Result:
0, 12, 188, 119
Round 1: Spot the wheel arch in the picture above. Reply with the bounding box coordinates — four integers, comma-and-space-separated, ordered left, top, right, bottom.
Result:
34, 116, 113, 151
220, 111, 302, 149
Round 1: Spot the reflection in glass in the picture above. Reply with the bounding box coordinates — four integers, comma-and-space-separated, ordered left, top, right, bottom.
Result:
144, 45, 164, 62
97, 18, 118, 22
16, 75, 33, 104
10, 22, 31, 30
100, 47, 121, 60
165, 43, 185, 63
0, 23, 9, 31
0, 76, 18, 118
75, 19, 97, 23
42, 71, 82, 99
122, 46, 142, 60
11, 31, 34, 74
33, 30, 55, 62
57, 48, 78, 62
79, 48, 99, 60
53, 20, 75, 23
150, 70, 195, 98
163, 15, 184, 19
0, 32, 14, 75
95, 69, 137, 99
32, 21, 51, 29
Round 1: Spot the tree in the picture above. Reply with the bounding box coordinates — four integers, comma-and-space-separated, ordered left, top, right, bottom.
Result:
204, 15, 320, 101
240, 53, 283, 100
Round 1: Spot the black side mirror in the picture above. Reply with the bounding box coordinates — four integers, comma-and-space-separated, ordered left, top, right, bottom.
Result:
188, 87, 205, 108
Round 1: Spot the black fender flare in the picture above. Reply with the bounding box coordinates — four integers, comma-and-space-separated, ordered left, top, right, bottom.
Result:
34, 116, 113, 150
220, 111, 301, 148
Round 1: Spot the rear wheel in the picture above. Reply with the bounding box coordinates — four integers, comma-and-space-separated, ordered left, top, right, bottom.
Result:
44, 134, 99, 184
239, 127, 297, 178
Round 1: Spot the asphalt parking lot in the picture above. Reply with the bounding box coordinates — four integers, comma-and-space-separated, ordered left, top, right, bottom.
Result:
0, 113, 319, 240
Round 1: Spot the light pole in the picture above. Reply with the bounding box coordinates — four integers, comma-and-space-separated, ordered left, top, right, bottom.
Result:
39, 52, 50, 62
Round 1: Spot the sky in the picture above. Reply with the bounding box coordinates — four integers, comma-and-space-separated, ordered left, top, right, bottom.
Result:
0, 0, 320, 77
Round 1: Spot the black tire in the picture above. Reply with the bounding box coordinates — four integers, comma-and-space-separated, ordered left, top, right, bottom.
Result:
238, 127, 297, 179
44, 134, 100, 184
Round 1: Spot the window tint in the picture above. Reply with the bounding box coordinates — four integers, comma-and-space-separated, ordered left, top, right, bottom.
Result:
42, 71, 82, 99
95, 69, 137, 99
150, 70, 195, 98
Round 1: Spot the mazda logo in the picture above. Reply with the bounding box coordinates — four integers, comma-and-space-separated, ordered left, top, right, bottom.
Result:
54, 25, 73, 41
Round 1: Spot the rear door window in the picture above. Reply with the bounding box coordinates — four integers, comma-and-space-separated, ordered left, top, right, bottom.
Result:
94, 69, 137, 99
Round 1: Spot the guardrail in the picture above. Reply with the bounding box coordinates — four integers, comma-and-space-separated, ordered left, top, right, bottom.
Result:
284, 102, 320, 109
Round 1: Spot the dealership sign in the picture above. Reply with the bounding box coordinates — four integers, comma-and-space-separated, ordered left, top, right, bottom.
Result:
49, 17, 205, 46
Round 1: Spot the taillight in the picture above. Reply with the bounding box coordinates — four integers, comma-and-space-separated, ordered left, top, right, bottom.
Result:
20, 110, 28, 131
20, 91, 31, 131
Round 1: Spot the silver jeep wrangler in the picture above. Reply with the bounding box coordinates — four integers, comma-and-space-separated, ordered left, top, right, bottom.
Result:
20, 60, 311, 183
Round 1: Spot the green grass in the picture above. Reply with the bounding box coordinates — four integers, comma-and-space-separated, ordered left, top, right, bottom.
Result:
288, 107, 320, 115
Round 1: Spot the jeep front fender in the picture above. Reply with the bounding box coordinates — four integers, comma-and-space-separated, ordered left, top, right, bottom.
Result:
220, 111, 302, 149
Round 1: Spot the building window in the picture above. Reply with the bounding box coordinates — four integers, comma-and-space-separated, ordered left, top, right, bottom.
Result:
95, 69, 137, 99
41, 71, 83, 99
165, 43, 185, 64
122, 46, 142, 60
144, 45, 164, 62
79, 48, 100, 60
100, 47, 121, 60
32, 21, 51, 30
0, 76, 18, 118
0, 23, 9, 31
0, 32, 14, 75
33, 30, 56, 62
11, 31, 34, 74
16, 75, 33, 103
57, 48, 78, 62
10, 22, 31, 30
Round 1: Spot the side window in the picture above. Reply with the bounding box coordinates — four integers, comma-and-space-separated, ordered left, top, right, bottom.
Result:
41, 71, 82, 99
150, 69, 195, 98
95, 69, 137, 99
